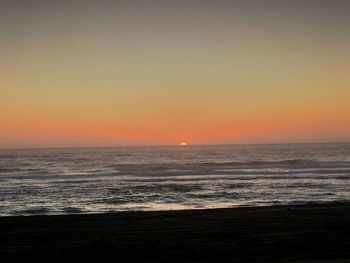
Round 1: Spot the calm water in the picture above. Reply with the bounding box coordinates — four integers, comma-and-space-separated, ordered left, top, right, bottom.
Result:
0, 143, 349, 216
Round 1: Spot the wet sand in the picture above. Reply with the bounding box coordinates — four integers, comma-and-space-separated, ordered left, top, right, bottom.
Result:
1, 202, 350, 262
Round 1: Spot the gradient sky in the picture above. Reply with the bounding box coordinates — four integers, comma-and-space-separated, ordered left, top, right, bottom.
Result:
1, 0, 350, 147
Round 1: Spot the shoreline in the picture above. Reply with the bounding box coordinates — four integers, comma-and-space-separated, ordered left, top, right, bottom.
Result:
1, 202, 350, 262
1, 200, 349, 218
1, 200, 350, 218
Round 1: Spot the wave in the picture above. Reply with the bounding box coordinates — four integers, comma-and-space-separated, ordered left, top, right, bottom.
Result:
11, 207, 51, 216
1, 167, 348, 184
121, 175, 343, 183
62, 207, 85, 214
127, 183, 203, 193
202, 159, 350, 168
0, 168, 22, 173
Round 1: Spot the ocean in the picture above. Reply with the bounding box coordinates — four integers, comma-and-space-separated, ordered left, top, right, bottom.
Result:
0, 143, 349, 216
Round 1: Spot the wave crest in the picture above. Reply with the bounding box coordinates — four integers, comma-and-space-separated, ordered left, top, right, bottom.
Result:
203, 159, 332, 168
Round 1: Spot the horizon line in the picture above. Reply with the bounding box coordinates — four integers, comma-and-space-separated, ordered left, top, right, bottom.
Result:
1, 141, 349, 151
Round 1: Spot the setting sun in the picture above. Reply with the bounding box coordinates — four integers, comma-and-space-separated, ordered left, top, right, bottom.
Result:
1, 2, 350, 261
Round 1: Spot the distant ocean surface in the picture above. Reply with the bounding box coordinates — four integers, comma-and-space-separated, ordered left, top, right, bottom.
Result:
0, 143, 349, 216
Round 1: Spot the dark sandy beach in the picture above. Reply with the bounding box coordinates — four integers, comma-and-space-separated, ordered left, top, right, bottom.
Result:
1, 203, 350, 262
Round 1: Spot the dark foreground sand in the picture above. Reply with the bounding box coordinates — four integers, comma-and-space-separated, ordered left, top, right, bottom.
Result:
1, 203, 350, 262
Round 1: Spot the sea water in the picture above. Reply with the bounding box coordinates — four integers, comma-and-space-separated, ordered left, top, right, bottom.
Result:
0, 143, 349, 216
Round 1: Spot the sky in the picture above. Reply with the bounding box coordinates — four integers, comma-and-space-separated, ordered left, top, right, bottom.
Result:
1, 0, 350, 148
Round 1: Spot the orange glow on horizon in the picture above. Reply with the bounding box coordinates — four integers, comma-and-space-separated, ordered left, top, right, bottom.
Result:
1, 104, 350, 147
